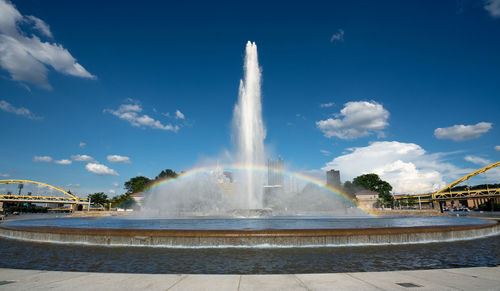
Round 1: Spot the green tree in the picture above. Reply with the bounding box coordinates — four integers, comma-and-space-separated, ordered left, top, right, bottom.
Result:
155, 169, 178, 180
342, 181, 359, 199
124, 176, 151, 194
109, 193, 132, 208
352, 173, 394, 207
88, 192, 108, 206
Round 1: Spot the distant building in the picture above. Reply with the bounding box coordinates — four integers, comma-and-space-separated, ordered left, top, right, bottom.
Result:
223, 171, 233, 183
355, 190, 379, 209
268, 156, 284, 186
213, 165, 234, 195
326, 169, 341, 189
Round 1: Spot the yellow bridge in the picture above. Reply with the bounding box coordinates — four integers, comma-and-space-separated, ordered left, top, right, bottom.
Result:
0, 179, 88, 205
394, 161, 500, 204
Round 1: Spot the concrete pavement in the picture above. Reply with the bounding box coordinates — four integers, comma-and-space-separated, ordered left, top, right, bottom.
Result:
0, 266, 499, 290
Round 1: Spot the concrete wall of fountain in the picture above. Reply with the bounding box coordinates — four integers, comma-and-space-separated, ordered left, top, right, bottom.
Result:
1, 223, 498, 247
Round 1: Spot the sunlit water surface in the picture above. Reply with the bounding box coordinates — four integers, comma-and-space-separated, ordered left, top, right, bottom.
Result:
2, 216, 492, 230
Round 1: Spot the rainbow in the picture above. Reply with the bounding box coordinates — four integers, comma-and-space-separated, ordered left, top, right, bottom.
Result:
130, 164, 377, 216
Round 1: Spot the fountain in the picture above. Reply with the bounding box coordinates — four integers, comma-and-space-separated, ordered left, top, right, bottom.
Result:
0, 42, 498, 254
233, 41, 266, 210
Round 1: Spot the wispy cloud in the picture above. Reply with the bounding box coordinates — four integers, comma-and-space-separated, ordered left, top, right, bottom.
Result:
175, 109, 185, 119
71, 154, 94, 162
0, 100, 41, 120
0, 173, 9, 177
105, 101, 179, 132
66, 183, 80, 188
464, 155, 490, 166
25, 15, 52, 38
434, 122, 492, 141
107, 155, 131, 163
34, 155, 71, 165
320, 149, 331, 156
495, 145, 500, 152
320, 102, 335, 108
464, 154, 500, 180
316, 101, 389, 139
330, 29, 344, 43
33, 156, 52, 163
484, 0, 500, 18
79, 142, 86, 148
85, 163, 118, 176
0, 0, 96, 89
296, 113, 306, 120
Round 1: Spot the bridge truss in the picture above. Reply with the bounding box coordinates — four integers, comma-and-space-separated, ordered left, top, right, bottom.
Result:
394, 161, 500, 203
0, 179, 88, 205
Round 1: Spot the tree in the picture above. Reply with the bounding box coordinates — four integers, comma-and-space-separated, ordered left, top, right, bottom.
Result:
352, 173, 394, 207
124, 176, 151, 194
88, 192, 108, 206
155, 169, 178, 180
342, 181, 359, 199
109, 193, 132, 208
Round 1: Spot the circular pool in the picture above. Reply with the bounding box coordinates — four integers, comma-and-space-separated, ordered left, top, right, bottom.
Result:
0, 216, 498, 248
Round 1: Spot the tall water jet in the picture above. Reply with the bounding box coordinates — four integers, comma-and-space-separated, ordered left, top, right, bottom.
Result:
233, 41, 266, 209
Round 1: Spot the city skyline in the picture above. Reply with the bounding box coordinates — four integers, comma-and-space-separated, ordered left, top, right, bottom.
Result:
1, 0, 499, 197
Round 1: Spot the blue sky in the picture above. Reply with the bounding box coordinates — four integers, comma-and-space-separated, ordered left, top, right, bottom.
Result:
0, 0, 499, 196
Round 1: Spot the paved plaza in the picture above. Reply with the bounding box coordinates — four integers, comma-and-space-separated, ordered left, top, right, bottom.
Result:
0, 266, 499, 290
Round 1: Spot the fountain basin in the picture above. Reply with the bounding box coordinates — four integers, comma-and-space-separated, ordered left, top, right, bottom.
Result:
0, 216, 498, 247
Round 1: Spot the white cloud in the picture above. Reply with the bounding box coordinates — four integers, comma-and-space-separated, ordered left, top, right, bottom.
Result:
322, 141, 471, 194
25, 15, 52, 38
112, 182, 119, 187
0, 173, 9, 177
108, 189, 116, 194
434, 122, 492, 141
464, 155, 491, 166
0, 0, 95, 89
66, 183, 80, 188
85, 163, 118, 176
54, 159, 71, 165
296, 113, 306, 120
320, 102, 335, 108
107, 155, 131, 163
316, 101, 389, 139
175, 109, 185, 119
105, 102, 179, 132
330, 29, 344, 43
33, 155, 52, 163
320, 149, 331, 156
71, 154, 94, 162
485, 0, 500, 17
464, 155, 500, 181
79, 142, 86, 148
494, 145, 500, 152
0, 100, 41, 119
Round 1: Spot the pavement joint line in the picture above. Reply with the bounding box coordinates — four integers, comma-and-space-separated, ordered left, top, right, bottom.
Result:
293, 274, 310, 291
164, 274, 187, 290
404, 271, 464, 291
345, 272, 385, 290
237, 275, 242, 291
441, 267, 500, 281
23, 272, 97, 291
441, 268, 476, 278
